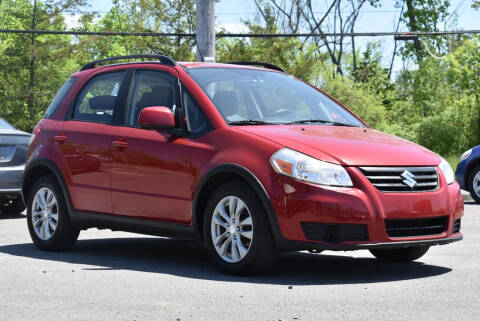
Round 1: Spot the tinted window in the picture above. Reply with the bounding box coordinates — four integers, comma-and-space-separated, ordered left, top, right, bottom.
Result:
126, 71, 176, 126
188, 68, 363, 127
45, 77, 77, 118
0, 118, 14, 129
73, 72, 125, 123
183, 91, 210, 135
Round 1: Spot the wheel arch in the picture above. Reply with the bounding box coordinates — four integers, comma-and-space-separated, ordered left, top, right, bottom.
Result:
464, 157, 480, 186
22, 159, 73, 213
192, 164, 284, 247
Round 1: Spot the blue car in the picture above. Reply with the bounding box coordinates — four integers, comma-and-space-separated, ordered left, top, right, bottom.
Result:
456, 146, 480, 203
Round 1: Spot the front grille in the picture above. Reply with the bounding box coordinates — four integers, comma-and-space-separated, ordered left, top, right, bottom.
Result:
359, 166, 438, 192
453, 219, 461, 233
301, 222, 369, 244
385, 216, 448, 237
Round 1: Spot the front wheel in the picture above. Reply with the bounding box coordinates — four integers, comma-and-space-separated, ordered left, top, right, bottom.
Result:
26, 176, 79, 251
370, 246, 430, 262
467, 165, 480, 203
203, 181, 276, 275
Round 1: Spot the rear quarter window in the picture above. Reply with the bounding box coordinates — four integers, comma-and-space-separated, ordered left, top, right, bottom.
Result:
44, 77, 78, 118
72, 72, 125, 124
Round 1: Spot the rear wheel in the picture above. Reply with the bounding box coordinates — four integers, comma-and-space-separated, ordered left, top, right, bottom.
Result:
203, 181, 276, 274
370, 246, 430, 262
27, 176, 79, 251
467, 165, 480, 203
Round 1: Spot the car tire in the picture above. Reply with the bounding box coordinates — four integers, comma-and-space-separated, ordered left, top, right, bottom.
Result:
26, 176, 80, 251
203, 180, 276, 275
369, 246, 430, 262
2, 197, 26, 215
467, 164, 480, 203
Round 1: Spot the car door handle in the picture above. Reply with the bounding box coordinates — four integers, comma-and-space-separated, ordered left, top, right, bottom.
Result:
54, 134, 68, 143
112, 139, 129, 149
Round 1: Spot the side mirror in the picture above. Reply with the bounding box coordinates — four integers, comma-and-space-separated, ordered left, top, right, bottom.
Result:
138, 106, 175, 130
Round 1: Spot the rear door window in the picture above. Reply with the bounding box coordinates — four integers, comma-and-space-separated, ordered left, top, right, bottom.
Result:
73, 72, 125, 123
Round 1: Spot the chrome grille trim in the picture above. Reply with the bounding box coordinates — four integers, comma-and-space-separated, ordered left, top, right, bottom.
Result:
359, 166, 438, 192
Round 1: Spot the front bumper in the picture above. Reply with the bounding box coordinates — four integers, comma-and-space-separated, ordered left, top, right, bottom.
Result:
0, 165, 24, 194
284, 234, 463, 252
264, 166, 464, 250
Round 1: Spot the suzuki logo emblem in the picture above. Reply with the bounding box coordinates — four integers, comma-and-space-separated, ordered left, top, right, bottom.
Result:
401, 170, 417, 188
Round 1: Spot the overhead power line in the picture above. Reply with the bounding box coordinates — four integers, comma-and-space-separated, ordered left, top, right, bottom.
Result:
219, 30, 480, 38
0, 28, 479, 38
215, 10, 403, 15
58, 9, 404, 15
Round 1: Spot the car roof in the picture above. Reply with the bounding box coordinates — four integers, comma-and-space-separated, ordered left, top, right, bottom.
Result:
71, 61, 281, 77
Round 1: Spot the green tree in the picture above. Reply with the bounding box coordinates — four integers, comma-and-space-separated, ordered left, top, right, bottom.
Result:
384, 37, 480, 156
316, 65, 388, 130
75, 0, 196, 62
217, 22, 323, 82
447, 37, 480, 147
0, 0, 85, 131
394, 0, 451, 62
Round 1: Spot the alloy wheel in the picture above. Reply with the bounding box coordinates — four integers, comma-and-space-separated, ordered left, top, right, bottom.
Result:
210, 196, 253, 263
31, 187, 58, 241
473, 171, 480, 198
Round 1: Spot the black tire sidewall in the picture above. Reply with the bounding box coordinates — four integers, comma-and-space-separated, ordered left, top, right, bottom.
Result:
203, 181, 276, 274
467, 165, 480, 203
10, 197, 26, 214
26, 176, 78, 251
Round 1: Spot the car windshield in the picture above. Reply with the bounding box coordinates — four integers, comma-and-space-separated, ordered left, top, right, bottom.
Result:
187, 67, 363, 127
0, 118, 14, 129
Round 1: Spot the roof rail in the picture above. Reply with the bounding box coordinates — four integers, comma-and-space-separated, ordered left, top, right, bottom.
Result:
80, 54, 177, 71
227, 61, 285, 72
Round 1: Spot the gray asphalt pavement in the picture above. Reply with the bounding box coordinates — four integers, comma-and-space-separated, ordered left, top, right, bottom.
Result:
0, 203, 479, 321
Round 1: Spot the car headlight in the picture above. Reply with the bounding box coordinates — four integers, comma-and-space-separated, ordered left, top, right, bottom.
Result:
439, 157, 454, 185
271, 148, 353, 187
460, 149, 472, 161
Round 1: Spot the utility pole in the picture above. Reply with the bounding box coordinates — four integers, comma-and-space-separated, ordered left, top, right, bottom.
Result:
28, 0, 37, 128
195, 0, 215, 62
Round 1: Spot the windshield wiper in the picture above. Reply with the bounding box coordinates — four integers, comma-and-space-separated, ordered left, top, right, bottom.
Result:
228, 120, 278, 126
284, 119, 357, 127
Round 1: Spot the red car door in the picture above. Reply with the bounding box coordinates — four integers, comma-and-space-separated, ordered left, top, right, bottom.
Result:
110, 69, 193, 223
60, 71, 128, 214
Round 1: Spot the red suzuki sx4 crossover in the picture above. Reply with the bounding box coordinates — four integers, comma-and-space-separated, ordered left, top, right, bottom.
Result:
23, 55, 463, 274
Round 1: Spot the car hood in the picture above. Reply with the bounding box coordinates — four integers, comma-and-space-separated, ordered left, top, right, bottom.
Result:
236, 125, 441, 166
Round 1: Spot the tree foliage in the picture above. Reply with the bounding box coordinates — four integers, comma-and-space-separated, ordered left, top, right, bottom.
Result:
0, 0, 478, 159
394, 0, 451, 62
0, 0, 86, 130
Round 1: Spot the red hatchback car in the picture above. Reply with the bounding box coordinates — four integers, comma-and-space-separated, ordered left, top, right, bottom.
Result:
23, 55, 463, 274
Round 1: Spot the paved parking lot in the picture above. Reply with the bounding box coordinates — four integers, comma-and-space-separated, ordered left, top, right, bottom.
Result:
0, 203, 479, 321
